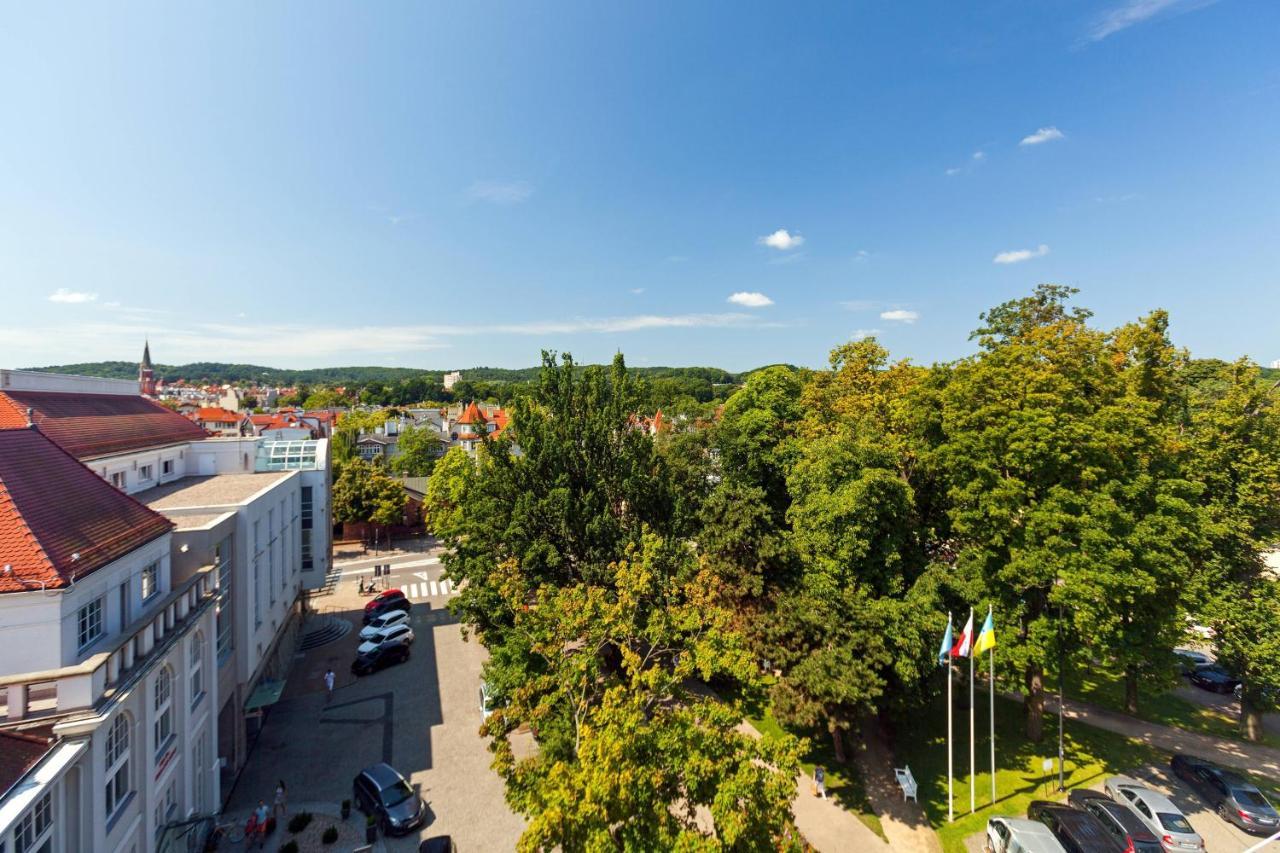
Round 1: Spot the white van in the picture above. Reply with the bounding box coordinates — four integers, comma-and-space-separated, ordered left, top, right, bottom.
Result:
986, 817, 1066, 853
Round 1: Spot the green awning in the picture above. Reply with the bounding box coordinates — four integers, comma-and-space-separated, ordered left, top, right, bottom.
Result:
244, 679, 286, 712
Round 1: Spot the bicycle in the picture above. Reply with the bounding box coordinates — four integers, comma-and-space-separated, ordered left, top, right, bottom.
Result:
211, 819, 244, 845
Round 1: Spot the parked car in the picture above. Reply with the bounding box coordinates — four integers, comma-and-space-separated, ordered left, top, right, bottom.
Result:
1067, 790, 1162, 853
351, 641, 410, 676
1233, 682, 1279, 706
363, 589, 411, 624
1171, 754, 1280, 834
1027, 800, 1125, 852
359, 610, 411, 641
357, 623, 415, 656
985, 816, 1067, 853
419, 838, 456, 853
1173, 649, 1211, 675
352, 762, 427, 836
1187, 664, 1239, 694
1103, 776, 1203, 851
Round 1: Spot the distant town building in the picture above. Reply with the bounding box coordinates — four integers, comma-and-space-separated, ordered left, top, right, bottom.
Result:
443, 371, 462, 390
1271, 359, 1280, 370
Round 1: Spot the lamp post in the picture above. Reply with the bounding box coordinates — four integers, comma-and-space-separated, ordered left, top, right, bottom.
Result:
1054, 577, 1066, 791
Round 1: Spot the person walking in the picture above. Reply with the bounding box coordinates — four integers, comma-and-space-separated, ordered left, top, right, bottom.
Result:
814, 766, 827, 799
323, 668, 335, 703
274, 780, 287, 820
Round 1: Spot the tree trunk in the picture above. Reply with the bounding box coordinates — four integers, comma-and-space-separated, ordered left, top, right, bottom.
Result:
1241, 689, 1263, 742
1124, 665, 1139, 715
1025, 664, 1045, 742
830, 724, 848, 763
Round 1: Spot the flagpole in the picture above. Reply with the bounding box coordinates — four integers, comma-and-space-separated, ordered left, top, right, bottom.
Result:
969, 607, 975, 815
989, 605, 996, 806
947, 612, 954, 824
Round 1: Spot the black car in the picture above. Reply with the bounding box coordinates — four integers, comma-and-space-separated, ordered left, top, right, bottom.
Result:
1028, 800, 1125, 853
1067, 790, 1162, 852
1188, 664, 1240, 694
1171, 754, 1280, 834
363, 591, 412, 625
353, 762, 427, 836
352, 641, 410, 676
419, 838, 456, 853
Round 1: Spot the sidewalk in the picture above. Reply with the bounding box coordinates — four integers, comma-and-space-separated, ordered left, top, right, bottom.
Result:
1014, 690, 1280, 781
854, 723, 944, 853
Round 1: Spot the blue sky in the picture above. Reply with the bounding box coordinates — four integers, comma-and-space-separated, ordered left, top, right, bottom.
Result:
2, 1, 1277, 371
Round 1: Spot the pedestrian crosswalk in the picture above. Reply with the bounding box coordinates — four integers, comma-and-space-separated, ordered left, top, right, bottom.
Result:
402, 578, 459, 599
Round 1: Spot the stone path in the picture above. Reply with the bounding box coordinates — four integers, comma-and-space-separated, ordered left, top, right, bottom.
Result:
1014, 690, 1280, 781
735, 720, 888, 851
854, 723, 944, 853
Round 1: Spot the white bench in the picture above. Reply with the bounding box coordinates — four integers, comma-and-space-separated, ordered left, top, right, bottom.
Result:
894, 765, 918, 802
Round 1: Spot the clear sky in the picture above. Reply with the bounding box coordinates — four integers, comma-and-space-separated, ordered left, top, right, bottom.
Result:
1, 1, 1277, 371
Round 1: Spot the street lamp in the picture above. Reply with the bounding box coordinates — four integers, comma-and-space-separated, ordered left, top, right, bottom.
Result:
1054, 577, 1066, 791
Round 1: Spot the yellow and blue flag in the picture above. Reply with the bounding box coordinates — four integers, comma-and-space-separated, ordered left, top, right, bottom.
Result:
973, 609, 996, 656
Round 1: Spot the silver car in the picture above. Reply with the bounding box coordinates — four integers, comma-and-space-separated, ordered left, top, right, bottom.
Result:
985, 816, 1066, 853
1104, 776, 1204, 851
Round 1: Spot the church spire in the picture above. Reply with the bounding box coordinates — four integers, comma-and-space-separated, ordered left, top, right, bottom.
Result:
139, 340, 156, 396
141, 339, 153, 370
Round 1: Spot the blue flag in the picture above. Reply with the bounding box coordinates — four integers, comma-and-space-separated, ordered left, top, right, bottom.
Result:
937, 613, 953, 666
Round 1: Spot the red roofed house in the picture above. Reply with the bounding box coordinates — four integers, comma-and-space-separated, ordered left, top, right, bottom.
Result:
0, 425, 219, 852
190, 407, 246, 437
447, 401, 513, 454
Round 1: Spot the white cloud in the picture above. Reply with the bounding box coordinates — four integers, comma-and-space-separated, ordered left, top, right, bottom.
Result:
880, 309, 919, 323
1020, 127, 1065, 146
993, 244, 1051, 264
630, 288, 646, 295
758, 229, 805, 250
945, 167, 964, 177
0, 313, 775, 367
972, 151, 986, 161
467, 180, 533, 205
1087, 0, 1217, 41
727, 291, 774, 308
852, 328, 881, 341
48, 289, 98, 304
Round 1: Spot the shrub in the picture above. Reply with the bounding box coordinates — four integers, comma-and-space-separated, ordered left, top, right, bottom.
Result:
278, 842, 299, 853
287, 812, 312, 834
321, 825, 339, 845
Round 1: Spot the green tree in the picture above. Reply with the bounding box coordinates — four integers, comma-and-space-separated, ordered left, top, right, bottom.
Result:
333, 458, 407, 546
302, 388, 347, 410
392, 424, 441, 477
1185, 360, 1280, 739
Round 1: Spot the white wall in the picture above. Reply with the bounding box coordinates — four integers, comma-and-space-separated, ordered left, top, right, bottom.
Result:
0, 370, 137, 396
93, 444, 191, 495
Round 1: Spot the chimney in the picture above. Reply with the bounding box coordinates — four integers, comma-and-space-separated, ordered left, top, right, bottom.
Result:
26, 407, 37, 430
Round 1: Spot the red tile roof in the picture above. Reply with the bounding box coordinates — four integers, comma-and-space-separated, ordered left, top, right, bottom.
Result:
0, 428, 173, 593
457, 401, 487, 425
0, 390, 207, 460
0, 729, 54, 797
193, 407, 241, 423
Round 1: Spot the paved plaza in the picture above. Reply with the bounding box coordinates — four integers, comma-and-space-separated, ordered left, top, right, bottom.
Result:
225, 544, 525, 850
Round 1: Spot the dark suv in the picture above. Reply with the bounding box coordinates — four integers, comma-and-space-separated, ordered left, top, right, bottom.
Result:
1028, 800, 1124, 853
1067, 789, 1162, 852
352, 641, 410, 676
353, 762, 426, 836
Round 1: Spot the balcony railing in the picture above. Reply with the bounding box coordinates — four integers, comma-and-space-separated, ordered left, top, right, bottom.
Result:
0, 564, 217, 723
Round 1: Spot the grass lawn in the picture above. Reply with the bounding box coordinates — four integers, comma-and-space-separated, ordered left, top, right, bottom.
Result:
1069, 666, 1280, 751
890, 682, 1170, 853
734, 682, 887, 842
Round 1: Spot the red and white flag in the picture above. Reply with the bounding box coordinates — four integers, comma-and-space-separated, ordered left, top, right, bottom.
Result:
951, 611, 974, 658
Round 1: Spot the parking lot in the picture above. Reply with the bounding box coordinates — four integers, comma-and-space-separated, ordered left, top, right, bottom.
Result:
226, 546, 525, 850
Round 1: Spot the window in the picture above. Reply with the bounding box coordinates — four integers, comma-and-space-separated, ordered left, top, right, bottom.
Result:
215, 539, 233, 662
78, 597, 104, 650
300, 487, 314, 570
162, 459, 174, 476
253, 522, 262, 627
105, 715, 131, 819
153, 667, 173, 754
268, 509, 276, 604
153, 780, 176, 835
189, 632, 205, 706
15, 790, 51, 853
139, 464, 154, 482
109, 471, 126, 489
140, 562, 158, 601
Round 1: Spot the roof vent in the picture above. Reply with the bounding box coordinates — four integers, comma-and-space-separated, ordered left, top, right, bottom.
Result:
26, 407, 36, 430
